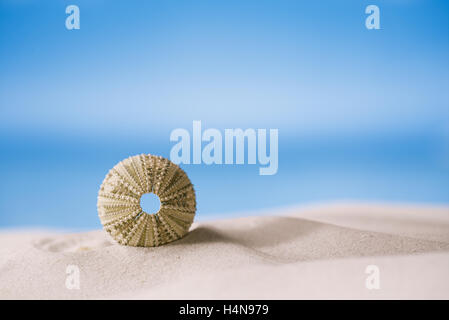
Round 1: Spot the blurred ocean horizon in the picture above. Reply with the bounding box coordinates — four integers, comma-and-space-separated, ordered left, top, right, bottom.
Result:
1, 127, 448, 230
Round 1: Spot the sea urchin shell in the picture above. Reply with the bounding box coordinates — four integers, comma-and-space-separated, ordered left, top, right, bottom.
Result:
97, 154, 196, 247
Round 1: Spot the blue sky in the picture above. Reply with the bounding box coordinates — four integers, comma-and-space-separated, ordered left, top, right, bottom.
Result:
1, 0, 448, 137
0, 1, 448, 229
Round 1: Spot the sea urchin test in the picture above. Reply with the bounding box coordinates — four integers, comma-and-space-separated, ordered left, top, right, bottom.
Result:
97, 154, 196, 247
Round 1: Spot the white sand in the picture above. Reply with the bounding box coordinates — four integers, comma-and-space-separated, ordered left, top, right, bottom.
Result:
0, 203, 448, 299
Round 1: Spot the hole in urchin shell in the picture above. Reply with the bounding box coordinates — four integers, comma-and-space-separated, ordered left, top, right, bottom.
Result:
140, 192, 161, 214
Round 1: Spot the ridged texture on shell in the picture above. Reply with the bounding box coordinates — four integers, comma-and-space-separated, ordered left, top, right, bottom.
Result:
97, 154, 196, 247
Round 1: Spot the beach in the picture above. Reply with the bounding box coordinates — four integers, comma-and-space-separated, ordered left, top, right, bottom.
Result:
1, 203, 448, 299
